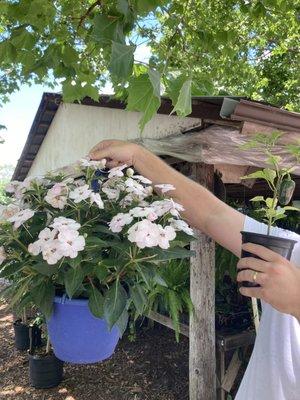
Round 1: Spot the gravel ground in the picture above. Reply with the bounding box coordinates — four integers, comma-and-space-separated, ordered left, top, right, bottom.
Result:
0, 298, 189, 400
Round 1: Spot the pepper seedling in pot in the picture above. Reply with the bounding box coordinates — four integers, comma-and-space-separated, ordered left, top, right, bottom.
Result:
240, 131, 300, 288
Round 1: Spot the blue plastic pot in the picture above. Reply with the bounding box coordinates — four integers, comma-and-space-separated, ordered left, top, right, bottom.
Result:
47, 296, 120, 364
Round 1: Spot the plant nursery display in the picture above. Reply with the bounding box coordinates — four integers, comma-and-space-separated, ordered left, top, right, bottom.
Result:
240, 132, 300, 287
0, 158, 194, 363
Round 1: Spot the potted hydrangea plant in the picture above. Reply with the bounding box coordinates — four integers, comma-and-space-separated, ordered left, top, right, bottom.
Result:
0, 158, 194, 363
240, 132, 300, 287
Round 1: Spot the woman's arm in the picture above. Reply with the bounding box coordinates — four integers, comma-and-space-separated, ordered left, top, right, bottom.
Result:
89, 140, 245, 256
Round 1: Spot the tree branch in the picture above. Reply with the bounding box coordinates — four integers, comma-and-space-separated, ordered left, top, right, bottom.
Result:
77, 0, 102, 31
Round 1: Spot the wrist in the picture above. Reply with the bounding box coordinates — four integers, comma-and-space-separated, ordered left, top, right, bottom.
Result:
132, 144, 153, 168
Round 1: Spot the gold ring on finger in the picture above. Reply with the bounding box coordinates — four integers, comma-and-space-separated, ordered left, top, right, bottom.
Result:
253, 271, 258, 283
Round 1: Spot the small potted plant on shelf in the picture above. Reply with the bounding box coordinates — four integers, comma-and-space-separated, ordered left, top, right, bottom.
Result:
240, 131, 300, 287
28, 322, 64, 389
0, 158, 194, 364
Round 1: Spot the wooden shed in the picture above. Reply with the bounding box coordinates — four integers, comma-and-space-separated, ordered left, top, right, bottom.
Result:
12, 93, 300, 399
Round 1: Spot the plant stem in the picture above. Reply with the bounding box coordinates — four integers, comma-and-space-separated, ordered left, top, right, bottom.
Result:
46, 336, 51, 354
22, 308, 27, 325
13, 237, 30, 254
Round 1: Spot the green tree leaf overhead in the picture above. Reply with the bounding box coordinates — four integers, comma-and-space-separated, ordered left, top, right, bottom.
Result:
126, 72, 161, 130
0, 0, 299, 130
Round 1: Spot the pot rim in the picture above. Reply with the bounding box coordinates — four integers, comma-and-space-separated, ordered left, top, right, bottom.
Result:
240, 230, 297, 245
53, 295, 89, 306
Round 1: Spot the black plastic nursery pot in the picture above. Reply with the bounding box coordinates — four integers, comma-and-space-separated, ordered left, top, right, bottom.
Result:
13, 320, 42, 351
240, 231, 297, 288
29, 352, 64, 389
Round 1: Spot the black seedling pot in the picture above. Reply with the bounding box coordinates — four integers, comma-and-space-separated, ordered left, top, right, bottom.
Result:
240, 231, 297, 287
13, 320, 42, 350
29, 352, 64, 389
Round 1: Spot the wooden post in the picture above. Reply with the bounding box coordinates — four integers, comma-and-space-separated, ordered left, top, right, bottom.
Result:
189, 163, 216, 400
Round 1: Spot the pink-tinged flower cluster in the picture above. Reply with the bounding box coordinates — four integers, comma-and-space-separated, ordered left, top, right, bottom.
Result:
45, 182, 69, 209
69, 184, 92, 203
0, 204, 21, 222
127, 220, 176, 249
5, 177, 44, 201
151, 199, 184, 217
109, 213, 133, 233
7, 209, 35, 229
0, 246, 6, 265
28, 217, 85, 265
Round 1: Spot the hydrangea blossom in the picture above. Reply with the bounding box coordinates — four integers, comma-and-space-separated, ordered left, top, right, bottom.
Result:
7, 209, 35, 229
108, 164, 127, 178
29, 218, 85, 264
0, 246, 6, 265
80, 157, 106, 170
50, 217, 81, 231
155, 184, 176, 193
168, 218, 194, 236
131, 175, 152, 185
127, 220, 177, 249
109, 213, 133, 233
151, 199, 184, 218
45, 183, 68, 209
130, 207, 158, 221
157, 225, 176, 249
0, 204, 20, 222
90, 193, 104, 209
69, 184, 92, 203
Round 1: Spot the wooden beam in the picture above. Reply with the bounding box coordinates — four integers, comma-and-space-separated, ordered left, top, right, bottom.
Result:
221, 350, 242, 393
133, 124, 300, 175
189, 163, 216, 400
147, 311, 189, 337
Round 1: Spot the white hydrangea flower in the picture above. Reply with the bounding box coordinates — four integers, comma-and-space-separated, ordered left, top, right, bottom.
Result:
108, 164, 127, 178
129, 207, 158, 221
41, 240, 64, 265
7, 209, 35, 229
157, 225, 176, 249
5, 181, 21, 194
0, 204, 21, 222
80, 157, 107, 170
125, 178, 149, 199
29, 219, 85, 264
127, 220, 161, 249
90, 192, 104, 209
50, 217, 81, 231
131, 175, 152, 185
155, 184, 176, 193
102, 186, 120, 200
58, 229, 85, 259
28, 240, 44, 256
45, 183, 68, 209
0, 246, 7, 265
109, 213, 133, 233
151, 199, 184, 217
69, 184, 92, 203
168, 218, 194, 236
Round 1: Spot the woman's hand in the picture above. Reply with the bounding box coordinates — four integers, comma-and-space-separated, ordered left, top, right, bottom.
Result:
237, 243, 300, 320
89, 140, 143, 169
